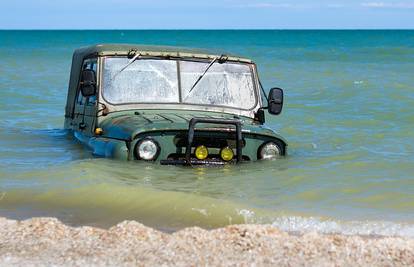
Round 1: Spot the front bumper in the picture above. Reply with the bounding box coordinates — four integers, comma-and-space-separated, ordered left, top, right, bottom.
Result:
160, 158, 232, 166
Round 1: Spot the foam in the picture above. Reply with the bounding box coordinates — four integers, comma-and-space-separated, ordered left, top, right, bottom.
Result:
271, 216, 414, 237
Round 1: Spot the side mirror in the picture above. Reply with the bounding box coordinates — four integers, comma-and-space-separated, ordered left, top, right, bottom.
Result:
268, 88, 284, 115
80, 69, 96, 97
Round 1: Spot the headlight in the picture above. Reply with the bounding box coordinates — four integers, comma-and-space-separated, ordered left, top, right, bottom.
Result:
135, 139, 160, 160
258, 142, 281, 160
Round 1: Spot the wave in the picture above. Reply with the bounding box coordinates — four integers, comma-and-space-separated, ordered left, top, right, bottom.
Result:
2, 181, 414, 237
271, 216, 414, 238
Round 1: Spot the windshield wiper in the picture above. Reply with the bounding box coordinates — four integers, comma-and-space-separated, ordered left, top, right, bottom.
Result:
187, 54, 228, 94
113, 52, 141, 78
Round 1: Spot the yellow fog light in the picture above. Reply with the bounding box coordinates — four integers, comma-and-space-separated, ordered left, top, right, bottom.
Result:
220, 147, 234, 161
195, 145, 208, 160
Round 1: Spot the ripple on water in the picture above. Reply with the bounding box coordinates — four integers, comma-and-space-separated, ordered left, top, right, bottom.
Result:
0, 30, 414, 233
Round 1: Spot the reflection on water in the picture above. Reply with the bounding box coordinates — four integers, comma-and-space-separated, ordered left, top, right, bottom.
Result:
1, 30, 414, 235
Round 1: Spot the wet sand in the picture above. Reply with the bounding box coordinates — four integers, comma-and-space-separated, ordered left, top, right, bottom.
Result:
0, 217, 413, 266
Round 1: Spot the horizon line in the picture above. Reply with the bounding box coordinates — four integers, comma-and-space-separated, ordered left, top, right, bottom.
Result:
1, 28, 413, 31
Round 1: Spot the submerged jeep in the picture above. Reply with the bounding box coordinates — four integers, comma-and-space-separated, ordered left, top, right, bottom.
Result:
64, 44, 287, 165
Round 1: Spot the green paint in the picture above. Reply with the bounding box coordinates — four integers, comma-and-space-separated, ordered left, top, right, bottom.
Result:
64, 45, 287, 163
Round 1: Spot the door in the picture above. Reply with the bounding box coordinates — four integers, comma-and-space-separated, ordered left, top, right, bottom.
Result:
73, 58, 98, 136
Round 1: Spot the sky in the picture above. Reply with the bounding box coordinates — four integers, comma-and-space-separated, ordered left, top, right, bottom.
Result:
1, 0, 413, 29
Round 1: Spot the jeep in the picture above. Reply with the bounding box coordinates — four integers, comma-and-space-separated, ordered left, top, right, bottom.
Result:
64, 44, 287, 165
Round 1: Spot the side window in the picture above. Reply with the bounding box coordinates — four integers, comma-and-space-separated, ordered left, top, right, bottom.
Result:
76, 59, 97, 106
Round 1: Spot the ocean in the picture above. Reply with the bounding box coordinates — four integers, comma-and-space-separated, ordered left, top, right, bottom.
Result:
0, 30, 413, 236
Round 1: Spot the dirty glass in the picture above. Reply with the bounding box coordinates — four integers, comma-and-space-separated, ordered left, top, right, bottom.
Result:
103, 58, 179, 104
180, 61, 256, 109
102, 58, 256, 110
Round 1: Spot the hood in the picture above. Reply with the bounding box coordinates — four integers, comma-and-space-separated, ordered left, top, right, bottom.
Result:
98, 110, 281, 141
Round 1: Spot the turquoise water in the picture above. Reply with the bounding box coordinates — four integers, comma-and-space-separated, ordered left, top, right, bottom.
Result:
1, 30, 414, 235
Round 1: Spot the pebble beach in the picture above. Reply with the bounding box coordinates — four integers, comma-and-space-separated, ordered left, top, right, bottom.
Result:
0, 217, 413, 266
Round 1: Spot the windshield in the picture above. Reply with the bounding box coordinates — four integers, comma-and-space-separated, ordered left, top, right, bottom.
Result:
102, 58, 257, 110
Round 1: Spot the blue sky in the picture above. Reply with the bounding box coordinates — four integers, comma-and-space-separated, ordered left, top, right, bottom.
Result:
1, 0, 413, 29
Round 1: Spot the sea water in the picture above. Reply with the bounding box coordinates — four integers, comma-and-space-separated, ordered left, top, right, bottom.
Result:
1, 30, 414, 235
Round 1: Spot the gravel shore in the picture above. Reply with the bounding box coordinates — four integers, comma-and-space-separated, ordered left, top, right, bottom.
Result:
0, 217, 413, 266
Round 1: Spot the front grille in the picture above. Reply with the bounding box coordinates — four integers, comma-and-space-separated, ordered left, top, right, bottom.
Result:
162, 127, 247, 165
173, 132, 246, 149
